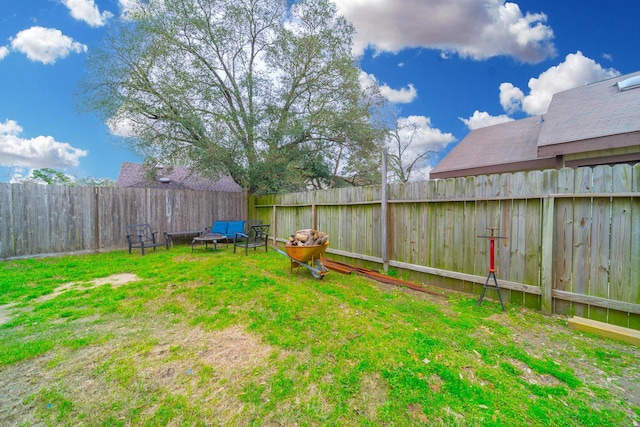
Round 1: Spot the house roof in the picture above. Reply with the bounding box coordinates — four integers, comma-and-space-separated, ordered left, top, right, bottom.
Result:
116, 162, 243, 192
430, 116, 555, 179
431, 70, 640, 179
537, 71, 640, 156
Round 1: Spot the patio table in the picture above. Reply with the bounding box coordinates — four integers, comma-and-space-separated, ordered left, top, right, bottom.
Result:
191, 233, 226, 252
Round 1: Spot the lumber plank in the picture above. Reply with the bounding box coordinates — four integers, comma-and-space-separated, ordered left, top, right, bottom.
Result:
568, 316, 640, 346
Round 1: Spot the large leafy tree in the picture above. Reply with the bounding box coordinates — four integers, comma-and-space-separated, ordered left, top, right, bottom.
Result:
81, 0, 384, 194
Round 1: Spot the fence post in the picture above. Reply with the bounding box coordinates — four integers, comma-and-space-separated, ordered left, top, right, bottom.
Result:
312, 203, 317, 230
541, 195, 555, 315
272, 205, 278, 245
381, 149, 388, 271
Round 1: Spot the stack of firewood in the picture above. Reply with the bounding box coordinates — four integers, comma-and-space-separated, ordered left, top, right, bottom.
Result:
286, 229, 329, 246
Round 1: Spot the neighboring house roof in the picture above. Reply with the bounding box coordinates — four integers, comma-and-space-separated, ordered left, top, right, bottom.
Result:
116, 162, 243, 192
430, 116, 555, 179
537, 71, 640, 156
431, 71, 640, 179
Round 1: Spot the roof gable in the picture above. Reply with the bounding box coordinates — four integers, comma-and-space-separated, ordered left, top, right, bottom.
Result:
538, 71, 640, 154
431, 116, 553, 178
116, 162, 242, 192
432, 70, 640, 179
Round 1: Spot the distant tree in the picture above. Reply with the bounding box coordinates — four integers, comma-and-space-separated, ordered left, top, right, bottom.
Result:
75, 177, 116, 187
21, 168, 115, 187
383, 108, 439, 183
81, 0, 384, 194
29, 168, 73, 185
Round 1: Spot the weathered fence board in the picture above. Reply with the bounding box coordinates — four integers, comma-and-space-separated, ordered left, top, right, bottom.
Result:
523, 170, 543, 308
554, 167, 574, 315
572, 167, 592, 317
609, 164, 633, 326
631, 165, 640, 329
590, 166, 612, 322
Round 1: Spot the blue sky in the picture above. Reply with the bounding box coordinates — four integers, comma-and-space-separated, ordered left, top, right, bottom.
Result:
1, 0, 639, 183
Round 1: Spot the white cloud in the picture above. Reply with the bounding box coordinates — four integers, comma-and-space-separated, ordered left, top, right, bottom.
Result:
460, 110, 514, 130
0, 119, 88, 168
8, 168, 30, 184
332, 0, 556, 63
0, 120, 22, 136
498, 82, 524, 114
380, 83, 417, 104
499, 51, 621, 115
397, 115, 456, 152
62, 0, 113, 27
0, 46, 9, 60
359, 71, 417, 104
359, 71, 377, 90
10, 26, 87, 64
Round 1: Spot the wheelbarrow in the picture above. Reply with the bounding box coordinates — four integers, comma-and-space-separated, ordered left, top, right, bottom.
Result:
272, 242, 329, 279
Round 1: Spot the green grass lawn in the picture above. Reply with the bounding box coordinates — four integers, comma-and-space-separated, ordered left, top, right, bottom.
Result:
1, 245, 638, 426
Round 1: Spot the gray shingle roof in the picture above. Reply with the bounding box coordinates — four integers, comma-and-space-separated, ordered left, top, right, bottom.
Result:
431, 116, 552, 178
431, 70, 640, 179
116, 162, 243, 192
538, 71, 640, 154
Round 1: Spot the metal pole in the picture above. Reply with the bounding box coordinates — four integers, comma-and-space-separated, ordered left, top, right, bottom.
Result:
477, 227, 506, 312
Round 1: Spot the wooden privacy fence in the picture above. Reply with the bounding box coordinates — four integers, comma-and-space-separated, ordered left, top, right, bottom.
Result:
0, 183, 247, 258
253, 165, 640, 330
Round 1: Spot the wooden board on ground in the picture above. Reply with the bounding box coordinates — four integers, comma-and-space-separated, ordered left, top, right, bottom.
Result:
568, 316, 640, 346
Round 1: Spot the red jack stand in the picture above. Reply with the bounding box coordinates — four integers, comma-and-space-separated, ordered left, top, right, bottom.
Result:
477, 227, 506, 312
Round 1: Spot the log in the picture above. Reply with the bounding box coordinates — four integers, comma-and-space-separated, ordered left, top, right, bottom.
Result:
287, 229, 328, 247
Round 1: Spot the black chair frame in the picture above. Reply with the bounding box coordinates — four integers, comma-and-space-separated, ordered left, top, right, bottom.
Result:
233, 224, 269, 255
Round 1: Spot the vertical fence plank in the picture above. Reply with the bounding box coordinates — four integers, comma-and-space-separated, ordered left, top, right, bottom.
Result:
0, 184, 13, 258
508, 172, 527, 305
424, 180, 438, 270
474, 176, 488, 281
452, 178, 466, 279
540, 169, 557, 315
541, 195, 555, 315
441, 179, 458, 289
462, 177, 477, 294
631, 164, 640, 329
497, 173, 512, 303
554, 168, 575, 315
571, 167, 592, 317
523, 171, 542, 309
589, 166, 613, 322
609, 165, 633, 327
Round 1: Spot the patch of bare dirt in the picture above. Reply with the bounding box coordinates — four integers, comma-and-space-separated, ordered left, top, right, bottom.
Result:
198, 325, 273, 369
36, 273, 140, 303
0, 274, 141, 327
349, 373, 388, 420
0, 303, 16, 326
508, 358, 563, 387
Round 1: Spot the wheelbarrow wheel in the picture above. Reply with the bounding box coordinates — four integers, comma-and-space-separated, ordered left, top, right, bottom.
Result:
312, 259, 328, 279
